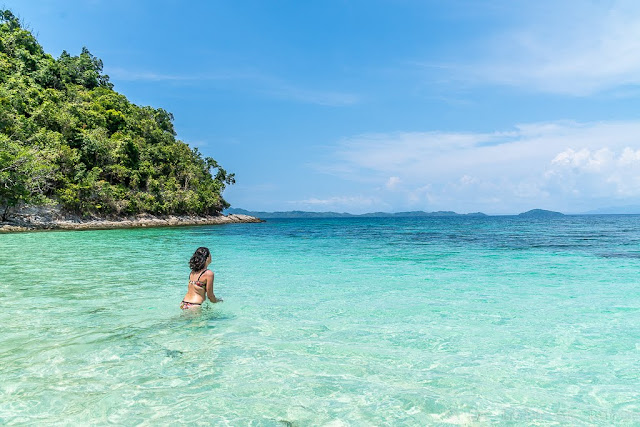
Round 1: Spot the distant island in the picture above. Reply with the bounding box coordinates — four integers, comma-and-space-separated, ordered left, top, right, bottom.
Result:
517, 209, 564, 218
226, 208, 573, 219
226, 208, 489, 219
0, 10, 239, 227
583, 205, 640, 215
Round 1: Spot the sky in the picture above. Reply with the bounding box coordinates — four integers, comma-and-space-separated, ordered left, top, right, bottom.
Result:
5, 0, 640, 214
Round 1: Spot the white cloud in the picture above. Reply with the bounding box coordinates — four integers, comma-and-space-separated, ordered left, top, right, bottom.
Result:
106, 68, 201, 82
619, 147, 640, 164
107, 67, 358, 106
550, 148, 614, 172
459, 175, 478, 186
317, 120, 640, 213
448, 1, 640, 95
293, 196, 380, 211
547, 147, 640, 197
385, 176, 402, 190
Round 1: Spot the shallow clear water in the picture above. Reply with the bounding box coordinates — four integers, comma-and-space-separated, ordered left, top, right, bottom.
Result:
1, 216, 639, 425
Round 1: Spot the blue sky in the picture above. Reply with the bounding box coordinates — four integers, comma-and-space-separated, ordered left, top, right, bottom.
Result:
6, 0, 640, 214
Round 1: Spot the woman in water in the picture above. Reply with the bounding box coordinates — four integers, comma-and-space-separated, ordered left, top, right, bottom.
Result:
180, 247, 222, 309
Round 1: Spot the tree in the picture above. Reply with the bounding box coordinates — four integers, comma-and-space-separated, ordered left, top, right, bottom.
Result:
0, 135, 53, 220
0, 8, 235, 219
58, 47, 113, 89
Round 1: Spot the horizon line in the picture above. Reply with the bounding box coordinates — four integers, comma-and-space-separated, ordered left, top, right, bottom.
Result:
226, 207, 640, 217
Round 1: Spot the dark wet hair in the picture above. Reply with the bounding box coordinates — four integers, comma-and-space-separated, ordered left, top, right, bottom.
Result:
189, 247, 210, 271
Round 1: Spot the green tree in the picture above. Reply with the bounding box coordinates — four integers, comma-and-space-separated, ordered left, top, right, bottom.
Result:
0, 9, 234, 219
0, 135, 54, 220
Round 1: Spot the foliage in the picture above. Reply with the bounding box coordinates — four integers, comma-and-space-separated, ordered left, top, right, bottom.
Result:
0, 134, 54, 220
0, 9, 234, 219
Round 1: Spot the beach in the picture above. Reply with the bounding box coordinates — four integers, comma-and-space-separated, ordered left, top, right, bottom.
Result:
1, 216, 638, 424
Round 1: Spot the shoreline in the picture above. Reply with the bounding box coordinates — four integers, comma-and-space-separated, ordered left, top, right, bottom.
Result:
0, 213, 263, 233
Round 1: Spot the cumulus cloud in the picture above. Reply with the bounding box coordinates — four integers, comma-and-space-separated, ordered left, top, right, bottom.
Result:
385, 176, 402, 190
546, 147, 640, 197
317, 120, 640, 213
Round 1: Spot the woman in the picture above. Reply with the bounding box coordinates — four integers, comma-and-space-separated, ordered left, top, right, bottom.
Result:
180, 247, 222, 309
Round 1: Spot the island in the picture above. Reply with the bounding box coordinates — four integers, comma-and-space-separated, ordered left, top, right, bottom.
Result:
517, 209, 564, 218
225, 208, 488, 219
0, 10, 260, 231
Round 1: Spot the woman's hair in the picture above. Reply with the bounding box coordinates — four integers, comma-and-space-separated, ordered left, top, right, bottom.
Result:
189, 247, 210, 271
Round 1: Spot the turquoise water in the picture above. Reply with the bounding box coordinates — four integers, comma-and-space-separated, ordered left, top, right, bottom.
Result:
1, 216, 639, 425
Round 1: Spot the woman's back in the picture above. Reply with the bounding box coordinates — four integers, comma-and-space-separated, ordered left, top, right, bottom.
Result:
181, 247, 222, 309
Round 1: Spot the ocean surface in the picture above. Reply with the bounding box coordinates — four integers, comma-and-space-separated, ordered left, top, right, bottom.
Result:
1, 216, 639, 425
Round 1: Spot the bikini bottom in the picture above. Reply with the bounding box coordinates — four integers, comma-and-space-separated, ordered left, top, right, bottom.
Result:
180, 300, 202, 309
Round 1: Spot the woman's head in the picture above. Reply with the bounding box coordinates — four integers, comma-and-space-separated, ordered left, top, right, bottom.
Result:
189, 247, 211, 271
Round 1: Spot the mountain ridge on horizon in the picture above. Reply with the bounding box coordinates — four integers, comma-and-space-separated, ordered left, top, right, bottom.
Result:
225, 208, 574, 219
583, 205, 640, 215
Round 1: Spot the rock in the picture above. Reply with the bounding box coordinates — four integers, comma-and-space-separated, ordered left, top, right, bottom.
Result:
0, 205, 264, 233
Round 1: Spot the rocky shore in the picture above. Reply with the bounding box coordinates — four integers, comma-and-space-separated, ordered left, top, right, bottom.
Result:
0, 206, 263, 233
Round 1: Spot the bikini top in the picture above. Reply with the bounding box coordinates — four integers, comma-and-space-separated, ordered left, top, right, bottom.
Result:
189, 269, 208, 288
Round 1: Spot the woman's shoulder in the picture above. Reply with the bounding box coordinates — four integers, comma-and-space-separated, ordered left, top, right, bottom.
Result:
190, 268, 212, 277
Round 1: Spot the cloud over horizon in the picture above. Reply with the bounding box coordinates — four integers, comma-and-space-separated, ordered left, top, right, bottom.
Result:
307, 120, 640, 214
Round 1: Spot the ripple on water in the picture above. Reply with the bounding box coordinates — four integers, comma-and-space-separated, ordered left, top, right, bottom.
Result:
1, 217, 640, 424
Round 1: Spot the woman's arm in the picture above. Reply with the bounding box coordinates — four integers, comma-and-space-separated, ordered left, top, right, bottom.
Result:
205, 270, 222, 303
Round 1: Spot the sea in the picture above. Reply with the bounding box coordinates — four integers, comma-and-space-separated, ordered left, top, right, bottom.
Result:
0, 216, 639, 425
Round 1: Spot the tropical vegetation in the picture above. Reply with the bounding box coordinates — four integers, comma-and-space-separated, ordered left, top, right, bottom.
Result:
0, 10, 234, 221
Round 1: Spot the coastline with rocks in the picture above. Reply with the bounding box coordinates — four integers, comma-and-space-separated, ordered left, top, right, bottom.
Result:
0, 206, 262, 232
